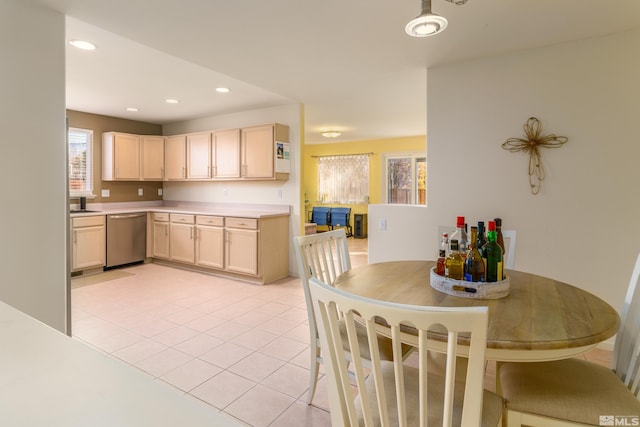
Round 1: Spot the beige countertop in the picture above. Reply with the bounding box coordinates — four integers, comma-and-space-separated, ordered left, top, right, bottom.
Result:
70, 201, 291, 219
0, 300, 242, 426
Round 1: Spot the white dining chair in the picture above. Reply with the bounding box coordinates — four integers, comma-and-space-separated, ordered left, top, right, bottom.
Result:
438, 225, 516, 269
498, 252, 640, 427
294, 229, 413, 403
308, 276, 503, 427
502, 229, 517, 270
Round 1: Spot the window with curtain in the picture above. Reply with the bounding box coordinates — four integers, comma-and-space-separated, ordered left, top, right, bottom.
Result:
68, 127, 93, 196
317, 154, 369, 204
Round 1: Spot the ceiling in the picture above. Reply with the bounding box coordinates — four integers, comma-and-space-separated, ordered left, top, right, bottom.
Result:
31, 0, 640, 143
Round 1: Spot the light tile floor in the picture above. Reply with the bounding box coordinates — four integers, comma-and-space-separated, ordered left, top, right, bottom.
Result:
71, 237, 611, 426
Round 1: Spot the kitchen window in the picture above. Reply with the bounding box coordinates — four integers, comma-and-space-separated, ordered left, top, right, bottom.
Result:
68, 127, 93, 197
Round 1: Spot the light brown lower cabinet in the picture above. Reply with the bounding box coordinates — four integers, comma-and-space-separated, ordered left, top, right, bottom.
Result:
151, 212, 289, 284
71, 216, 105, 272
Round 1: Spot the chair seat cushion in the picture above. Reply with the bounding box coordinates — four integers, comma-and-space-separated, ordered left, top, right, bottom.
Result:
356, 362, 503, 427
338, 319, 413, 361
499, 358, 640, 425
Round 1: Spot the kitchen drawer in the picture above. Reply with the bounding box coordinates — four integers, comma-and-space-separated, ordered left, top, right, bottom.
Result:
153, 212, 169, 222
225, 217, 258, 230
170, 213, 195, 224
196, 215, 224, 226
72, 215, 105, 228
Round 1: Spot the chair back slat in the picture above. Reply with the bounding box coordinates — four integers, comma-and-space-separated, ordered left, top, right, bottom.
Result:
309, 277, 489, 427
613, 252, 640, 396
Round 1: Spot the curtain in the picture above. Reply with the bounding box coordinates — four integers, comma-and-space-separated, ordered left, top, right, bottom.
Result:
317, 155, 369, 204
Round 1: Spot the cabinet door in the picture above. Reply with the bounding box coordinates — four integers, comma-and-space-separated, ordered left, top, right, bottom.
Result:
213, 129, 240, 178
114, 133, 140, 180
72, 225, 105, 271
141, 136, 165, 180
241, 125, 274, 178
225, 228, 259, 275
165, 135, 187, 180
187, 133, 211, 179
195, 226, 224, 269
170, 223, 194, 263
152, 221, 170, 259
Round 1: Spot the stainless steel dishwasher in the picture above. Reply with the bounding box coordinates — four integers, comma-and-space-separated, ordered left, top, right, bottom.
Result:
106, 213, 147, 268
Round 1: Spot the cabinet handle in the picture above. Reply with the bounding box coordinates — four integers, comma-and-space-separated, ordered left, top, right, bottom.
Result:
165, 224, 168, 237
182, 167, 186, 178
161, 167, 164, 179
73, 230, 77, 244
241, 164, 246, 176
190, 227, 194, 240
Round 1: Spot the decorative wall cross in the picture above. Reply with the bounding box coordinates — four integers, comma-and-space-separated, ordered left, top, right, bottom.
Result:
502, 117, 568, 195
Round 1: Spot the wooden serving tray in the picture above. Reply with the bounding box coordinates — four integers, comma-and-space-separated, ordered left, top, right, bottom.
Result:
429, 267, 510, 299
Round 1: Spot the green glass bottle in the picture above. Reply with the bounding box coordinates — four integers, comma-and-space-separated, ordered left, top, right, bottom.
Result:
464, 226, 485, 282
477, 221, 487, 258
484, 220, 504, 282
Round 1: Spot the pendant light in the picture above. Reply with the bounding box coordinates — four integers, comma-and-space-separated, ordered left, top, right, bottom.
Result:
405, 0, 448, 37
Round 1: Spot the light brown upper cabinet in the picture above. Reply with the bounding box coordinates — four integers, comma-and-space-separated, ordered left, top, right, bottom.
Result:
141, 136, 165, 180
212, 129, 241, 179
241, 124, 289, 180
165, 135, 187, 180
187, 132, 212, 179
102, 132, 140, 180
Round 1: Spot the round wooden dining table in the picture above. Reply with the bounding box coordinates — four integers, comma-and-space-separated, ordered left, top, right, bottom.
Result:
333, 260, 620, 362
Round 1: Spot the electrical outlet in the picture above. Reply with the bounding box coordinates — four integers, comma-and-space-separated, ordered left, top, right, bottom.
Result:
138, 188, 143, 196
379, 219, 387, 231
158, 188, 163, 196
223, 189, 228, 198
277, 189, 283, 198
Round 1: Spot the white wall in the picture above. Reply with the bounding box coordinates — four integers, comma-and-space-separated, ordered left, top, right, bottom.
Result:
162, 104, 302, 275
0, 1, 68, 331
371, 29, 640, 311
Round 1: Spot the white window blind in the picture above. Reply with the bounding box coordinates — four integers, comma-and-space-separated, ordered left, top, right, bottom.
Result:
317, 154, 369, 204
68, 127, 93, 196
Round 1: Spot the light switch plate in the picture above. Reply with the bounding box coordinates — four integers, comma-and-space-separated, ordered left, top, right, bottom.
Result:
101, 189, 110, 197
138, 188, 143, 196
158, 188, 163, 196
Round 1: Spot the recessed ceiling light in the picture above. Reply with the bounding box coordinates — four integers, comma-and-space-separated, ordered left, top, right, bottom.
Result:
321, 130, 342, 138
216, 87, 230, 93
68, 39, 96, 50
165, 98, 179, 104
125, 107, 139, 112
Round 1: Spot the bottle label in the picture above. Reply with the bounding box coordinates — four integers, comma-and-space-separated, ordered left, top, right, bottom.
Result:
497, 261, 503, 281
463, 273, 472, 282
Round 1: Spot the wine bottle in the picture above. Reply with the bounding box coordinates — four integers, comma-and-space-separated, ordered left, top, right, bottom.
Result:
440, 232, 450, 258
449, 216, 468, 257
494, 217, 505, 254
477, 221, 487, 257
484, 220, 504, 282
436, 249, 446, 276
464, 226, 485, 282
445, 239, 464, 280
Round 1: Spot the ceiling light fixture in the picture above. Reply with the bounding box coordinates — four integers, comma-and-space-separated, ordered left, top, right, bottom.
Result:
405, 0, 448, 37
165, 98, 179, 104
215, 87, 230, 93
321, 130, 342, 138
125, 107, 139, 112
68, 39, 96, 50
